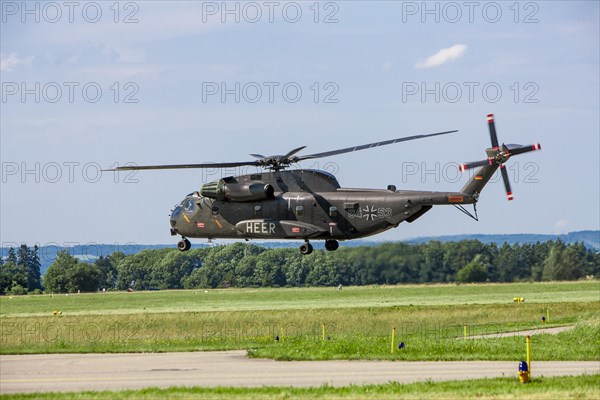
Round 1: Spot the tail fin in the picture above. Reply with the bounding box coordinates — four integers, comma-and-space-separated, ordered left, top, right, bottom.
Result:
460, 163, 499, 198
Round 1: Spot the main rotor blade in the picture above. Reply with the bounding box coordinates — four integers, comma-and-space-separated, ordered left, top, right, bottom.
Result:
500, 164, 513, 201
507, 143, 542, 156
296, 130, 458, 161
249, 154, 266, 159
105, 161, 261, 171
284, 146, 307, 159
487, 114, 499, 149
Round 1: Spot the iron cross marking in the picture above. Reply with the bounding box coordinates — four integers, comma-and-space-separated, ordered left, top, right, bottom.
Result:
363, 205, 377, 221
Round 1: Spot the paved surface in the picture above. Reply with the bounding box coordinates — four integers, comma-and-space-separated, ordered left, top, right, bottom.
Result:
467, 325, 576, 339
1, 351, 599, 394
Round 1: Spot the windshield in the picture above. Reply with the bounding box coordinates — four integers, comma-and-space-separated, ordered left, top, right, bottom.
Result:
182, 198, 195, 212
171, 205, 182, 220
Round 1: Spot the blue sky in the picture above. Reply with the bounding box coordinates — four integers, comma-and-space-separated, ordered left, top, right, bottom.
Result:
1, 1, 599, 246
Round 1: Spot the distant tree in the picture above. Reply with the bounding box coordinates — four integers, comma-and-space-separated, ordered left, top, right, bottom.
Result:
284, 252, 310, 287
17, 244, 29, 268
541, 241, 566, 281
7, 248, 17, 264
542, 243, 587, 281
0, 261, 27, 295
115, 250, 158, 290
151, 250, 202, 289
570, 242, 600, 278
456, 254, 488, 283
234, 254, 261, 287
44, 251, 99, 293
7, 283, 28, 296
253, 249, 288, 287
305, 251, 341, 286
496, 243, 519, 282
14, 244, 42, 291
530, 241, 551, 281
28, 245, 42, 291
420, 242, 443, 283
95, 251, 125, 290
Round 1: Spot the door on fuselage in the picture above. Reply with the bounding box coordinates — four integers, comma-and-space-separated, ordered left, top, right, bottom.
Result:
283, 193, 314, 225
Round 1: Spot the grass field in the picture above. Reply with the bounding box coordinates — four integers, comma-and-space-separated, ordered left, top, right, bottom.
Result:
1, 281, 599, 399
1, 281, 598, 359
1, 375, 599, 400
2, 281, 599, 316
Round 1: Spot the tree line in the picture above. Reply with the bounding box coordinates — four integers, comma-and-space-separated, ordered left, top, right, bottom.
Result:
1, 240, 598, 294
0, 244, 43, 295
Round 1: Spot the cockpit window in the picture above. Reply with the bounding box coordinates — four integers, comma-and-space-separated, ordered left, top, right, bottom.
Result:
171, 205, 182, 220
183, 198, 195, 212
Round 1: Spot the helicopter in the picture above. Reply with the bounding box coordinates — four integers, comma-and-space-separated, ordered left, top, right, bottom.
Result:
111, 114, 541, 254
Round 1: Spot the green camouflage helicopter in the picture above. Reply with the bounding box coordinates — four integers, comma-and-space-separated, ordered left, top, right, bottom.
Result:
111, 114, 541, 254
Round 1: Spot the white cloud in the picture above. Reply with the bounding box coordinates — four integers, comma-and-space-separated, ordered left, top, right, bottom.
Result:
415, 44, 467, 69
554, 218, 569, 233
0, 53, 34, 71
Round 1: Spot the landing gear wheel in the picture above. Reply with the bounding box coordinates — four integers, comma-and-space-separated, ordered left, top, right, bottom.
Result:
299, 242, 313, 255
177, 238, 191, 252
325, 239, 339, 252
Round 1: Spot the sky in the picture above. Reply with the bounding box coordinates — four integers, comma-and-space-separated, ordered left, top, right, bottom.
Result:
1, 0, 599, 248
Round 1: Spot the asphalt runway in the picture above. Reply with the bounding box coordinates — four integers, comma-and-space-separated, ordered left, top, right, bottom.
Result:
1, 351, 599, 394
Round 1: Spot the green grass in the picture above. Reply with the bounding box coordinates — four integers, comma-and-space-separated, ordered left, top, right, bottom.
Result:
249, 318, 600, 361
1, 375, 599, 399
1, 282, 598, 399
2, 281, 598, 316
1, 281, 598, 358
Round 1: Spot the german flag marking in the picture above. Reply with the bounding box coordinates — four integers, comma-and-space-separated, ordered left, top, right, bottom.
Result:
475, 175, 483, 180
448, 196, 464, 203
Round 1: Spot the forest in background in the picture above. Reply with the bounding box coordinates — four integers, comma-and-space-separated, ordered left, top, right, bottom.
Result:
1, 239, 598, 294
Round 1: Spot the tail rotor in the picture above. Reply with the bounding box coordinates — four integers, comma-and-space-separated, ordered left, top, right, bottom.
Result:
459, 114, 541, 201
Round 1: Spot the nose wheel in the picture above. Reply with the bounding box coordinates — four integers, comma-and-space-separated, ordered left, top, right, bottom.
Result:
299, 241, 313, 255
177, 238, 191, 252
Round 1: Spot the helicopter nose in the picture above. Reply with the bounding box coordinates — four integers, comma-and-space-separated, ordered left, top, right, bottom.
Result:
170, 205, 183, 227
169, 208, 181, 236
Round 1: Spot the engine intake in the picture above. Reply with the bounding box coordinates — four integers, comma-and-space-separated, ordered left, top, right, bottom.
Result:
201, 179, 274, 202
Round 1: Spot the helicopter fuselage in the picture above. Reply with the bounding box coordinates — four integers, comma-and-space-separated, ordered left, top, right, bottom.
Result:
169, 169, 474, 242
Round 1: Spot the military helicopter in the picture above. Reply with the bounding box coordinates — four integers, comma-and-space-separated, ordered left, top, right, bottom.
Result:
111, 114, 541, 254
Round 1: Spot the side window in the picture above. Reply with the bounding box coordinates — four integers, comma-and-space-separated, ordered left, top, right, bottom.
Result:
295, 205, 304, 217
329, 206, 338, 217
211, 206, 219, 216
254, 205, 262, 216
